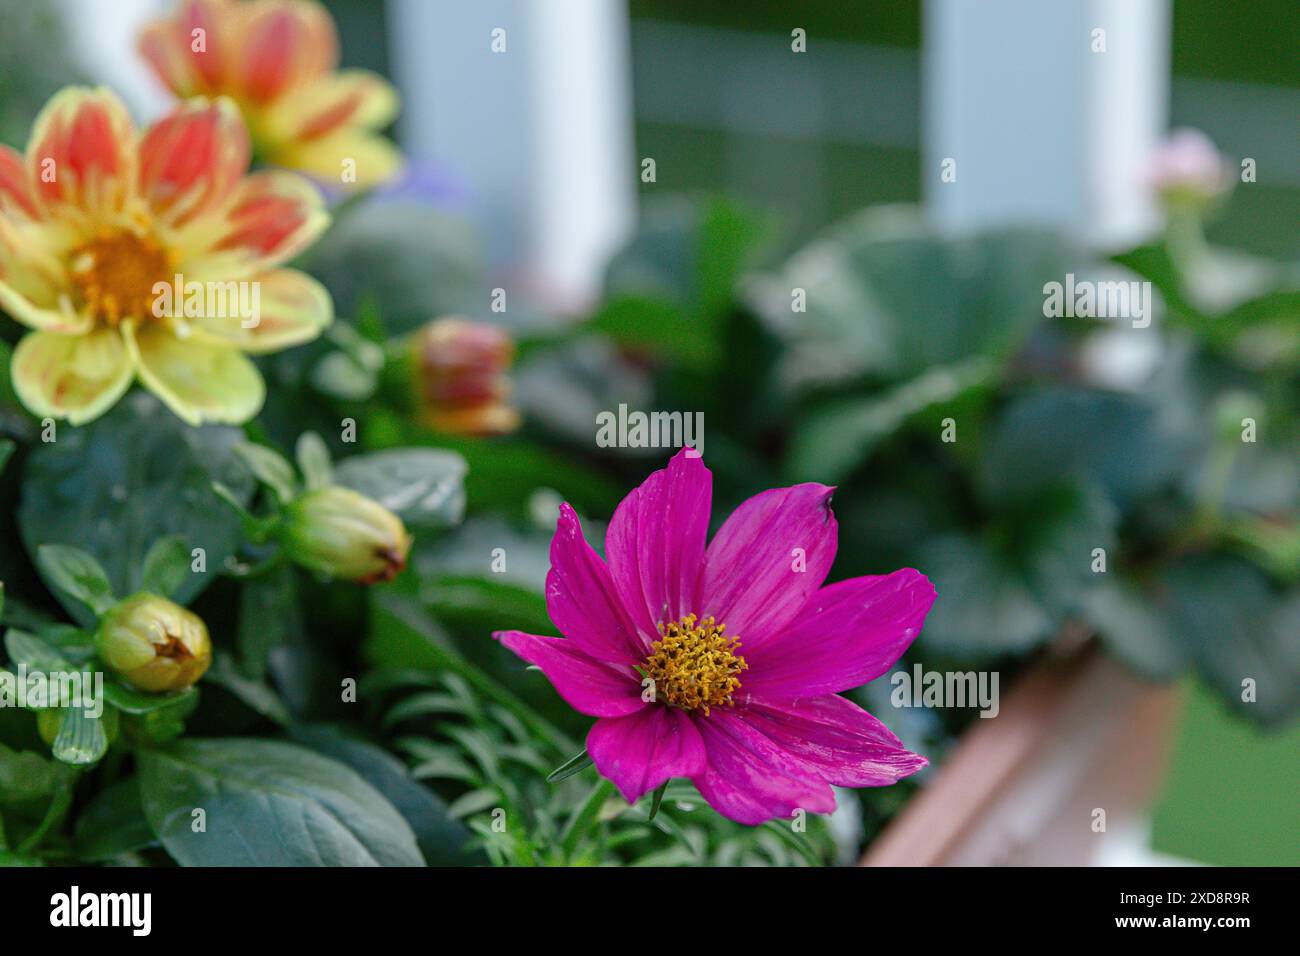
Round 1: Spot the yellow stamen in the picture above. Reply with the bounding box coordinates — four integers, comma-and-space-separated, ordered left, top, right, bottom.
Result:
69, 229, 172, 326
642, 614, 747, 716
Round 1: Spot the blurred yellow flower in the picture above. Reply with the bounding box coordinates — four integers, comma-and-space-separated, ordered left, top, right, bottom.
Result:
0, 86, 332, 425
140, 0, 402, 189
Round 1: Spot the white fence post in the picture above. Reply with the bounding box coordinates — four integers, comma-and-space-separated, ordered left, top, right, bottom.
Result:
924, 0, 1171, 247
388, 0, 636, 309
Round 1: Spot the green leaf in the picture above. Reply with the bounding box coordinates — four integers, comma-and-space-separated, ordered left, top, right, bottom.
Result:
204, 652, 290, 725
310, 350, 379, 401
1016, 483, 1118, 619
138, 738, 425, 866
586, 295, 714, 367
647, 781, 668, 822
295, 432, 333, 491
0, 744, 64, 804
1084, 581, 1186, 681
547, 749, 594, 783
752, 207, 1068, 391
786, 355, 995, 483
140, 534, 191, 599
1158, 555, 1300, 726
34, 545, 115, 619
19, 393, 255, 611
587, 196, 769, 370
288, 725, 480, 866
333, 448, 467, 529
234, 441, 299, 504
0, 439, 13, 475
101, 681, 197, 716
977, 387, 1194, 511
915, 533, 1053, 654
73, 777, 157, 861
237, 564, 301, 680
915, 483, 1116, 654
51, 707, 108, 766
4, 630, 70, 672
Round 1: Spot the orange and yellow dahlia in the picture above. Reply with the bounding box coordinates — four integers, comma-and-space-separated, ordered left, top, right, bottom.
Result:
0, 86, 331, 425
140, 0, 401, 189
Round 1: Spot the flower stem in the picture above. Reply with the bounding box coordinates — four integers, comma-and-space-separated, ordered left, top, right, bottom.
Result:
560, 778, 615, 860
17, 782, 73, 855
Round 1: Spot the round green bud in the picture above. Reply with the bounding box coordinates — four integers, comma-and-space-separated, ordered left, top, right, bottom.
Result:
95, 593, 212, 693
282, 486, 411, 583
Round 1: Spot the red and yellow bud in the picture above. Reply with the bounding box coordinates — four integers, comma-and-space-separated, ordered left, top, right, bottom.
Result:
282, 486, 411, 583
95, 594, 212, 693
414, 317, 520, 436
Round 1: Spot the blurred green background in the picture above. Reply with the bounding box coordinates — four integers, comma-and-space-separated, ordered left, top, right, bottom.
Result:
625, 0, 1298, 868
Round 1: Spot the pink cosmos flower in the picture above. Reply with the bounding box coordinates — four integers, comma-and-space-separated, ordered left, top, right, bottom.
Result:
495, 448, 936, 826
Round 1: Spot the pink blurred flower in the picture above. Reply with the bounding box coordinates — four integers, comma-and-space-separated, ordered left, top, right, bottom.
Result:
495, 449, 935, 825
1146, 128, 1233, 207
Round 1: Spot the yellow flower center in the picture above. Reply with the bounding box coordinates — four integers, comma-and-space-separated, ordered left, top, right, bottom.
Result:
642, 614, 747, 715
69, 229, 173, 325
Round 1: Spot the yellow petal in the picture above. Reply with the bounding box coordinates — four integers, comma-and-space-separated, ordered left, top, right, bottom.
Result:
274, 132, 404, 190
11, 327, 134, 424
180, 268, 332, 354
265, 69, 399, 143
0, 278, 90, 334
126, 321, 264, 426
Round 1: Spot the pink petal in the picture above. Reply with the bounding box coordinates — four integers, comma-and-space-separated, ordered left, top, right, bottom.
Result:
740, 694, 927, 788
741, 569, 936, 698
494, 631, 644, 718
546, 503, 646, 664
587, 706, 706, 804
690, 710, 836, 826
700, 483, 838, 649
605, 447, 711, 639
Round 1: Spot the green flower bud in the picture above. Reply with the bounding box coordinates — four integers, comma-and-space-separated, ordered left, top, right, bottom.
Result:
38, 706, 119, 746
95, 593, 212, 693
282, 486, 411, 583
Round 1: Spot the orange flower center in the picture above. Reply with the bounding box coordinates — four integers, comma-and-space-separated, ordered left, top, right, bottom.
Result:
642, 614, 747, 715
69, 230, 173, 325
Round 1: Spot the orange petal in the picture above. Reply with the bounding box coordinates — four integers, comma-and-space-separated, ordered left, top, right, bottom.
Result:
0, 145, 40, 220
10, 327, 135, 424
181, 267, 332, 354
139, 98, 250, 227
174, 169, 328, 278
26, 87, 137, 220
236, 0, 338, 104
